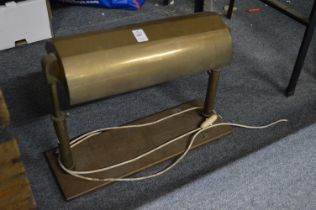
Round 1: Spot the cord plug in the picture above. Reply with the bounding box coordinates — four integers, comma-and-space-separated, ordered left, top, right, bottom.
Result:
200, 114, 218, 129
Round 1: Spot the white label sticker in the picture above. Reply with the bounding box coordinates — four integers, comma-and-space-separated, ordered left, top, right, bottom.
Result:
132, 29, 149, 43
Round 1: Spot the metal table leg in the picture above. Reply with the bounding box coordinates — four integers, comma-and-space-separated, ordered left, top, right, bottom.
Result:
195, 0, 204, 12
227, 0, 235, 19
163, 0, 169, 6
226, 0, 316, 96
286, 2, 316, 96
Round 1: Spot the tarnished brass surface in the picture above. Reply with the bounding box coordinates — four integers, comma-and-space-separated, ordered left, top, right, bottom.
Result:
46, 100, 233, 200
203, 70, 220, 117
47, 12, 232, 105
42, 55, 74, 169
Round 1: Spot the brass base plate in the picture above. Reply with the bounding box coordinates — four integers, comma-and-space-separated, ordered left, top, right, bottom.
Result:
46, 100, 232, 200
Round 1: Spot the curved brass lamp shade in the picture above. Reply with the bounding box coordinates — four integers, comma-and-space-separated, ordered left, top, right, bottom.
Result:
47, 12, 232, 105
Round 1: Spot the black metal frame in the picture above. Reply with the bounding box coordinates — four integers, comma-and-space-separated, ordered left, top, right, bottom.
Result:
226, 0, 316, 96
163, 0, 204, 12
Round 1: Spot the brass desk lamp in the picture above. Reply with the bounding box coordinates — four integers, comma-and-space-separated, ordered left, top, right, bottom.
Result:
43, 12, 233, 200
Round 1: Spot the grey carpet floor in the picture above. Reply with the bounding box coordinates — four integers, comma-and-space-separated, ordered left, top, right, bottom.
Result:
138, 123, 316, 210
0, 0, 315, 209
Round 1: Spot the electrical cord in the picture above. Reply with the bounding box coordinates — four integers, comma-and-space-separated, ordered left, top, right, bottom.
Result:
69, 106, 201, 148
58, 107, 288, 182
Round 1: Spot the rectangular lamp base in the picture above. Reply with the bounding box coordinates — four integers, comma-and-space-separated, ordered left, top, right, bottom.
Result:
46, 100, 232, 200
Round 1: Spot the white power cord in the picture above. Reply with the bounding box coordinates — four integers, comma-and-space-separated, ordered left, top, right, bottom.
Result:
58, 107, 288, 182
69, 106, 200, 148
